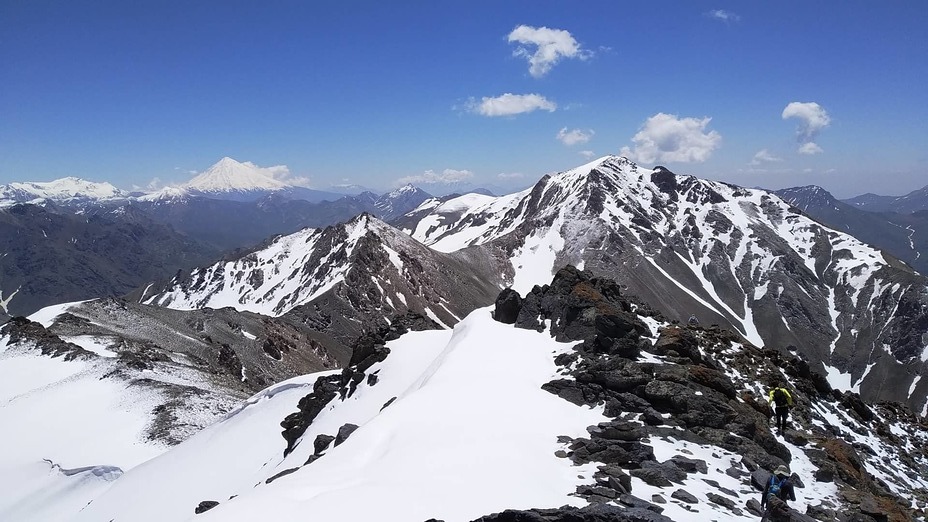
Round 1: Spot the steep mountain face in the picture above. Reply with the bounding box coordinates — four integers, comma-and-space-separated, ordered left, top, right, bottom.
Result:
0, 177, 127, 207
373, 184, 433, 221
139, 213, 504, 354
0, 204, 219, 320
775, 185, 928, 274
25, 268, 927, 522
400, 156, 928, 414
844, 184, 928, 214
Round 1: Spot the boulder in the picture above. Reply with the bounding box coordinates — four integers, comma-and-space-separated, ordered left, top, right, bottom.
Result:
493, 288, 523, 324
334, 423, 359, 446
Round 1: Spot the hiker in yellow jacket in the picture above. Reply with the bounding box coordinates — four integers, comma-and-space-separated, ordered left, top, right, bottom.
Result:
768, 384, 794, 433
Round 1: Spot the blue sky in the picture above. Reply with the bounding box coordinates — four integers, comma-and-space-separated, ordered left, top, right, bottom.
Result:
1, 1, 926, 197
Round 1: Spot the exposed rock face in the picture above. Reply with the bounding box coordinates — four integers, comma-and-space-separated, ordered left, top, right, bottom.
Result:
0, 203, 218, 321
1, 316, 95, 361
487, 266, 927, 522
278, 312, 439, 458
402, 156, 928, 412
468, 504, 673, 522
194, 500, 219, 514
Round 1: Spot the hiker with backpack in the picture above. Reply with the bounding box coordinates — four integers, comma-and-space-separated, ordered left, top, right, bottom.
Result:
767, 383, 794, 433
760, 465, 796, 521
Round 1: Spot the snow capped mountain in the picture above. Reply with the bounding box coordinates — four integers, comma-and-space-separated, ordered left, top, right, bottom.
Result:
184, 157, 292, 194
373, 183, 433, 221
399, 156, 928, 414
180, 157, 344, 203
140, 213, 504, 353
0, 177, 127, 207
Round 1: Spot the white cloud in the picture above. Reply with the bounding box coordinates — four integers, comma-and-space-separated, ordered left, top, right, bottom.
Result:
242, 161, 313, 187
750, 149, 783, 165
798, 142, 824, 155
468, 93, 557, 117
508, 25, 590, 78
146, 177, 162, 190
782, 101, 830, 153
619, 113, 722, 164
556, 127, 594, 146
396, 168, 474, 185
497, 172, 525, 179
579, 150, 595, 158
707, 9, 741, 22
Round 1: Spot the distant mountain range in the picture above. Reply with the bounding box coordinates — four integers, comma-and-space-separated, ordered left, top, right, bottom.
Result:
0, 159, 442, 317
843, 183, 928, 214
3, 156, 928, 521
776, 185, 927, 274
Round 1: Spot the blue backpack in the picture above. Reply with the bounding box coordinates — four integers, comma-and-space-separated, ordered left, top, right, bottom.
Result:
769, 476, 786, 496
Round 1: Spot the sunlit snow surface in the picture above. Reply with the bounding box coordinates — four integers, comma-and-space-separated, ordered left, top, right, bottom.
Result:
72, 309, 606, 522
0, 305, 241, 522
0, 337, 166, 521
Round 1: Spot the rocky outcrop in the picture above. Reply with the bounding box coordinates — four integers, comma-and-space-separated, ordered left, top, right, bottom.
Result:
0, 316, 95, 361
489, 266, 927, 522
279, 312, 439, 458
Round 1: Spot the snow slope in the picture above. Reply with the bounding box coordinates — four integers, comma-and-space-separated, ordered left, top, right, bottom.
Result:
70, 309, 607, 522
0, 177, 126, 207
0, 304, 245, 522
183, 157, 291, 193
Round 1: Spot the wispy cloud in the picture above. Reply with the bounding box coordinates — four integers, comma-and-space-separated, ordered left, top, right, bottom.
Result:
556, 127, 594, 146
579, 150, 595, 158
782, 101, 830, 154
508, 25, 591, 78
241, 161, 313, 187
467, 93, 556, 117
497, 172, 525, 180
798, 142, 824, 155
396, 168, 474, 185
706, 9, 741, 23
620, 113, 722, 163
750, 149, 783, 165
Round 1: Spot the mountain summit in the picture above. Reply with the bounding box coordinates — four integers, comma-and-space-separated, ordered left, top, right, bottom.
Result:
400, 155, 928, 414
183, 157, 291, 195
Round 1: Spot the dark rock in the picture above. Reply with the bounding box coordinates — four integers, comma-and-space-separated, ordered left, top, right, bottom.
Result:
784, 429, 809, 446
596, 465, 632, 494
588, 420, 644, 442
280, 374, 341, 457
668, 455, 708, 474
806, 504, 836, 521
265, 467, 299, 484
194, 500, 219, 514
469, 503, 673, 521
746, 498, 764, 517
617, 494, 665, 514
576, 484, 618, 499
651, 494, 666, 504
630, 467, 672, 487
334, 423, 359, 446
707, 492, 737, 510
671, 489, 698, 504
859, 495, 888, 521
494, 288, 523, 324
381, 396, 397, 411
304, 453, 323, 465
313, 434, 335, 454
725, 465, 747, 479
752, 469, 773, 491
